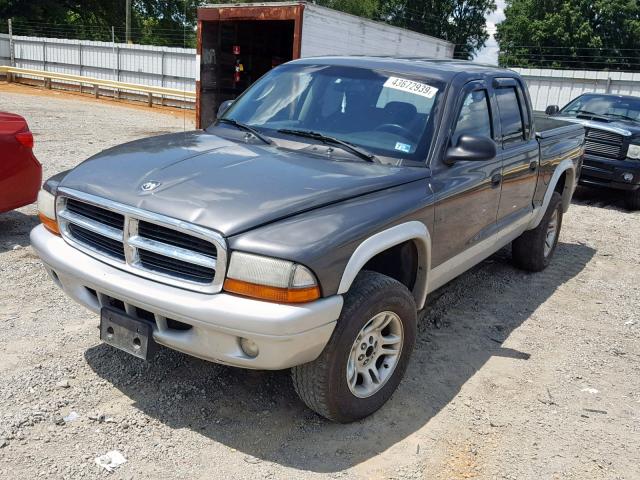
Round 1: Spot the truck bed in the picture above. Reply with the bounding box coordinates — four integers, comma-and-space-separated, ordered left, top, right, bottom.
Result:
535, 113, 584, 140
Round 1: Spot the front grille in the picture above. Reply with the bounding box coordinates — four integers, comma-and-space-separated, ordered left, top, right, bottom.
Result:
585, 140, 622, 158
138, 249, 215, 284
585, 128, 625, 159
68, 223, 125, 260
66, 198, 124, 229
56, 190, 227, 294
138, 221, 216, 257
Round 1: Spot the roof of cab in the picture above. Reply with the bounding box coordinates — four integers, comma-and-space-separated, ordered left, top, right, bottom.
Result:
289, 56, 516, 82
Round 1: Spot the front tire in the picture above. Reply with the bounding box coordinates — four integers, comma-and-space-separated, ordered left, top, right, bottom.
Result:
512, 191, 563, 272
624, 189, 640, 210
291, 271, 417, 422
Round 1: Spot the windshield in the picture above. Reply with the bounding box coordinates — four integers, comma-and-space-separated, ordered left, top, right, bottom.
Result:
561, 94, 640, 123
217, 63, 446, 164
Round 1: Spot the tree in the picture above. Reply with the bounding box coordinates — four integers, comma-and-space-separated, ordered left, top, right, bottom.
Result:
496, 0, 640, 71
378, 0, 497, 59
0, 0, 205, 46
0, 0, 496, 55
316, 0, 380, 18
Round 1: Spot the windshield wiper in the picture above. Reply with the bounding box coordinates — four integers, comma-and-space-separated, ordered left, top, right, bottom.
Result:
217, 118, 272, 145
277, 129, 376, 163
570, 109, 609, 119
602, 112, 638, 122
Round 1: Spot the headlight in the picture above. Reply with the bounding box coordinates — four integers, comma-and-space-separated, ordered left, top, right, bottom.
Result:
627, 144, 640, 160
628, 144, 640, 160
223, 252, 320, 303
37, 189, 60, 235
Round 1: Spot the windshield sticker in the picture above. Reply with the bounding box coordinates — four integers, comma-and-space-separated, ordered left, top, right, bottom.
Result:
394, 142, 411, 153
383, 77, 439, 99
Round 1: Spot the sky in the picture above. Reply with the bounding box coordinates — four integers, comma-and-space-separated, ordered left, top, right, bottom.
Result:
474, 0, 506, 64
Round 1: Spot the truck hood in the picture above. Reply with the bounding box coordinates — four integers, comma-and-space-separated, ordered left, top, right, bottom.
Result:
555, 115, 640, 139
59, 131, 429, 236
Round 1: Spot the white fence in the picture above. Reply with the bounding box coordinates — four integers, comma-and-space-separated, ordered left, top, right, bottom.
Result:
514, 67, 640, 110
0, 33, 196, 93
3, 33, 640, 112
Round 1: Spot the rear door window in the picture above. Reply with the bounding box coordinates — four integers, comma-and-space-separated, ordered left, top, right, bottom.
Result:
496, 87, 525, 143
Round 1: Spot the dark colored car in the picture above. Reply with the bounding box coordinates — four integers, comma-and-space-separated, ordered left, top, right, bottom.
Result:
545, 93, 640, 209
31, 58, 584, 422
0, 112, 41, 213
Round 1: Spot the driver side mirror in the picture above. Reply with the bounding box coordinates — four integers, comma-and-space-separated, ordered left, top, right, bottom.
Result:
444, 135, 497, 165
217, 99, 234, 119
545, 105, 560, 115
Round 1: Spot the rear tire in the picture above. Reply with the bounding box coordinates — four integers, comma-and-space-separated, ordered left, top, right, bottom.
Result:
291, 271, 417, 423
512, 191, 563, 272
624, 189, 640, 210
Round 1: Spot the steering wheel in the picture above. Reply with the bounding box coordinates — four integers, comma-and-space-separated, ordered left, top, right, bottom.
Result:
374, 123, 414, 139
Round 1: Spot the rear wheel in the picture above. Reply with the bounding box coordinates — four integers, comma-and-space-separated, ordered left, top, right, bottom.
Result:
512, 191, 563, 272
291, 271, 417, 422
624, 189, 640, 210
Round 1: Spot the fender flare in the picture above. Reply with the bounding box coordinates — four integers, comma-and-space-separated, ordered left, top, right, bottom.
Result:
528, 158, 576, 230
337, 221, 431, 309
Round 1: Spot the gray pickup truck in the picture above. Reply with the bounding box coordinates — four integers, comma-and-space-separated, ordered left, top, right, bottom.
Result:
32, 57, 585, 422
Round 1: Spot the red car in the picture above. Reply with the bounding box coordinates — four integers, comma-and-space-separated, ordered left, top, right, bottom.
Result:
0, 112, 41, 213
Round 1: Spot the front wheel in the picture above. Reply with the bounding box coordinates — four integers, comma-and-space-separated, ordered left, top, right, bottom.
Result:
291, 271, 417, 422
512, 191, 563, 272
624, 189, 640, 210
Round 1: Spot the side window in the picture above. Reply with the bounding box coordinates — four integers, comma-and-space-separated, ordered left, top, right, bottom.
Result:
452, 89, 492, 145
515, 84, 531, 138
495, 87, 525, 143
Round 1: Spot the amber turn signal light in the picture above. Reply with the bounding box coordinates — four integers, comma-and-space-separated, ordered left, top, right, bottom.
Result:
39, 212, 61, 236
224, 278, 321, 304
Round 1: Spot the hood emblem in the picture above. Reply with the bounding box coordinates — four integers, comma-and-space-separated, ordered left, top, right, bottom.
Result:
140, 181, 161, 192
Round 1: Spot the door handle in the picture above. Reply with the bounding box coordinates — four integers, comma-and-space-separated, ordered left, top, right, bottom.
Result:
529, 161, 538, 171
491, 173, 502, 187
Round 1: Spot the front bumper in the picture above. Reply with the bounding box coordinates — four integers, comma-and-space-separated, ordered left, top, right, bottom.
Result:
30, 225, 343, 369
579, 154, 640, 191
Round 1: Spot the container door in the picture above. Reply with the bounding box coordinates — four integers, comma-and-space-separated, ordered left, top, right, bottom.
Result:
199, 19, 295, 128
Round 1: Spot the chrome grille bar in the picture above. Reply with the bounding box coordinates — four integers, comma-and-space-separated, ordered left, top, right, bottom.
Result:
56, 188, 227, 294
585, 140, 621, 157
584, 128, 625, 159
128, 235, 217, 269
586, 129, 624, 143
58, 209, 124, 241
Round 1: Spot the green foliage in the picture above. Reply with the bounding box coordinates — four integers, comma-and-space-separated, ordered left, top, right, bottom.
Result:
316, 0, 380, 18
0, 0, 496, 55
0, 0, 205, 46
496, 0, 640, 70
378, 0, 497, 59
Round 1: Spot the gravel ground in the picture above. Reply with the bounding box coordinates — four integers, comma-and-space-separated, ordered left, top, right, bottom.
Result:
1, 83, 639, 480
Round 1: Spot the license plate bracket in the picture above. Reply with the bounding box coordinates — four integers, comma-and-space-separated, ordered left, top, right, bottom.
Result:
100, 307, 156, 360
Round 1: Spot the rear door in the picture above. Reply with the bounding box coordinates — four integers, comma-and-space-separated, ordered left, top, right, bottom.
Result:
431, 80, 502, 267
493, 78, 539, 226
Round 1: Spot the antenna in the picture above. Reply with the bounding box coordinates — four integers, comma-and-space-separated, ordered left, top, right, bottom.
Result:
183, 0, 188, 135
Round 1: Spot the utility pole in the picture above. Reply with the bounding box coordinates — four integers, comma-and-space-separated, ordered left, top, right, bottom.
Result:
111, 26, 117, 77
8, 19, 15, 67
125, 0, 131, 44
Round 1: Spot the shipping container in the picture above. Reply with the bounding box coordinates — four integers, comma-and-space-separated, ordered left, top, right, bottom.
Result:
196, 1, 454, 128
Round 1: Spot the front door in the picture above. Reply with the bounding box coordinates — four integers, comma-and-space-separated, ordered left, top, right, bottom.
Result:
431, 81, 502, 267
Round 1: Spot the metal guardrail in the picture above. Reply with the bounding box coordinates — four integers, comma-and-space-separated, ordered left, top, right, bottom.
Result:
0, 66, 195, 105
